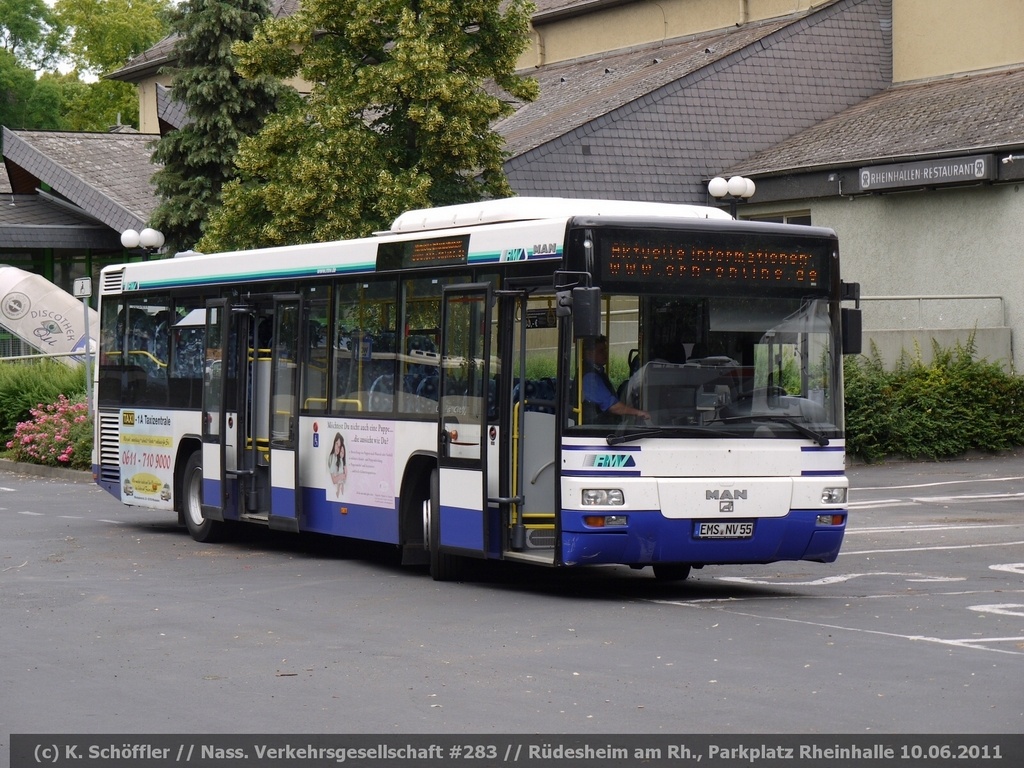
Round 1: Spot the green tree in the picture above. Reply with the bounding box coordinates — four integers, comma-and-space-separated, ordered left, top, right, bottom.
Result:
149, 0, 287, 254
199, 0, 538, 251
50, 0, 171, 131
54, 0, 171, 76
44, 72, 140, 131
0, 0, 60, 68
0, 48, 34, 127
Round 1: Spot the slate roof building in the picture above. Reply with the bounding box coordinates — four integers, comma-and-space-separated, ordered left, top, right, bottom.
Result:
3, 0, 1024, 364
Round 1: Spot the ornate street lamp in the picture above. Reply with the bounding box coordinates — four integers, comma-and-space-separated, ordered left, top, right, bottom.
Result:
120, 228, 165, 259
708, 175, 756, 218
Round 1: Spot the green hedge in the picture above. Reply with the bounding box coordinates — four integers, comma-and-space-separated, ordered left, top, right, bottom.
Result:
0, 359, 87, 442
844, 337, 1024, 463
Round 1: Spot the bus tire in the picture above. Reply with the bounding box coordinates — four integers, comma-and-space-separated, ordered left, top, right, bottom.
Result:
652, 564, 691, 582
428, 469, 461, 581
182, 451, 225, 543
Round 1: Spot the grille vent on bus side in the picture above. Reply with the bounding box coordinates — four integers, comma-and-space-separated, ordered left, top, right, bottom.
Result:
101, 268, 124, 294
98, 410, 121, 484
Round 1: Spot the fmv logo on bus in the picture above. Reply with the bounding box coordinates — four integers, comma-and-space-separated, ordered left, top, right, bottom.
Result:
584, 454, 636, 468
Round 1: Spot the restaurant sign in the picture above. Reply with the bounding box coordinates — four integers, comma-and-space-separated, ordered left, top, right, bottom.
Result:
858, 155, 994, 192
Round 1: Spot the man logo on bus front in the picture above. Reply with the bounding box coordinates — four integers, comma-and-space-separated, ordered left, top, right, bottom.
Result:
706, 488, 746, 513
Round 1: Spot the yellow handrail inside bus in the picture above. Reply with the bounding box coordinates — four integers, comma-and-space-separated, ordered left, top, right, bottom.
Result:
127, 349, 167, 368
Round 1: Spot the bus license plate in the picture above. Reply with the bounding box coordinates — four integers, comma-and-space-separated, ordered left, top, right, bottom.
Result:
694, 521, 754, 539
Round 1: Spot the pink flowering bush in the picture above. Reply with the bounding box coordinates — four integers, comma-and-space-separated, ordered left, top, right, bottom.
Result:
5, 394, 93, 470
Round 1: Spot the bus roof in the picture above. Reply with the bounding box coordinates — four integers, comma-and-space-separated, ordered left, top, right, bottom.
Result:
385, 197, 731, 233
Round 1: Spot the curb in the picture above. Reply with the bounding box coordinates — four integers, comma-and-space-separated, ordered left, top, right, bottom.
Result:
0, 458, 93, 483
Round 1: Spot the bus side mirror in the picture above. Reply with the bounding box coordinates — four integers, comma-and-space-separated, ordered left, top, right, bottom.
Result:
556, 286, 601, 338
841, 307, 862, 355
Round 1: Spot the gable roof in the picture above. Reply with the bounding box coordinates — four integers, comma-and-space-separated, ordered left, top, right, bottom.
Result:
502, 0, 893, 202
495, 17, 793, 159
2, 128, 159, 235
726, 65, 1024, 176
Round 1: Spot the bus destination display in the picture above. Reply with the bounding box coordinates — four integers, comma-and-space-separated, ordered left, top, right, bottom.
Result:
601, 238, 829, 287
377, 236, 469, 270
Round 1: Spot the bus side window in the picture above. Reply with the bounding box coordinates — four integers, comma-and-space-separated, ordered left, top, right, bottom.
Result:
332, 279, 397, 414
302, 286, 330, 413
125, 299, 170, 405
166, 303, 203, 408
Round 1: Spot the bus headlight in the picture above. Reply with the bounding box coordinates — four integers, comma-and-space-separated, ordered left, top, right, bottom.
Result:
581, 489, 624, 506
821, 487, 847, 504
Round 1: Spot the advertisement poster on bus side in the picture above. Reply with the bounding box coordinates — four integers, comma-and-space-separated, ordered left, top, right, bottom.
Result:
316, 418, 396, 508
119, 409, 175, 508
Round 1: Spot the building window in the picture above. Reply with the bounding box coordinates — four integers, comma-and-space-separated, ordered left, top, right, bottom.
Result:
748, 212, 812, 226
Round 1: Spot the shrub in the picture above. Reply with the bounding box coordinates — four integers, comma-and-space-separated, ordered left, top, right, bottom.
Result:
5, 394, 93, 470
0, 360, 87, 443
844, 337, 1024, 462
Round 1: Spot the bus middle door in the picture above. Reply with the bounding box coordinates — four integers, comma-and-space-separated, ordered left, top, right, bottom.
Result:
267, 297, 301, 532
434, 284, 493, 570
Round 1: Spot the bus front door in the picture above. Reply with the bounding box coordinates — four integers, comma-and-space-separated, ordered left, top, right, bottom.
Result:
503, 291, 558, 564
433, 284, 493, 575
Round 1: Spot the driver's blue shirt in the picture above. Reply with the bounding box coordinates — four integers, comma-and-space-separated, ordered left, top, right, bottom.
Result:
582, 366, 618, 412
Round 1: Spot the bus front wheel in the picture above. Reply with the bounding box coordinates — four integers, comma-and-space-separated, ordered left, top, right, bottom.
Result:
182, 451, 225, 543
652, 564, 692, 582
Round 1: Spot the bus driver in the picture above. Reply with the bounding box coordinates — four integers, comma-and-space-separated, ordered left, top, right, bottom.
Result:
581, 335, 650, 422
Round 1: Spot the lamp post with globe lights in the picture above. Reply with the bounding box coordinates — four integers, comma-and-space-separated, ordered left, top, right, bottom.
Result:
708, 175, 756, 218
120, 227, 166, 260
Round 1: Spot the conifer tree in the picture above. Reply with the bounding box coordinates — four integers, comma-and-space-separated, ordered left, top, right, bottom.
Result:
199, 0, 537, 251
149, 0, 289, 254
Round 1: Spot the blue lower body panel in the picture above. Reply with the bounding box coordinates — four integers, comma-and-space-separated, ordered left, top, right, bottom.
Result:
560, 509, 845, 567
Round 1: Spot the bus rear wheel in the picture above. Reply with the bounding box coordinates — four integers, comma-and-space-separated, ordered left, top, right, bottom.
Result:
652, 564, 692, 582
428, 469, 462, 581
182, 451, 225, 543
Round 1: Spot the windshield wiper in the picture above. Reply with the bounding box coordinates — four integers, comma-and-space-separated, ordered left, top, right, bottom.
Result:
606, 427, 664, 445
713, 415, 830, 446
767, 417, 830, 446
605, 425, 732, 445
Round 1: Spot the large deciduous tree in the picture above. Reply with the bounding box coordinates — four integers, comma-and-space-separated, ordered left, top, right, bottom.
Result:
55, 0, 171, 76
199, 0, 538, 251
50, 0, 172, 131
149, 0, 288, 254
0, 0, 60, 68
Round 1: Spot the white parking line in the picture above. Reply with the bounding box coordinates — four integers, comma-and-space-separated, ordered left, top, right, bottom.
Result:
841, 540, 1024, 555
848, 523, 1021, 535
649, 601, 1024, 656
855, 475, 1024, 491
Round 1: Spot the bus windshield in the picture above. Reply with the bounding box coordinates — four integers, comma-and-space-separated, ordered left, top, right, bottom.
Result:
567, 293, 842, 441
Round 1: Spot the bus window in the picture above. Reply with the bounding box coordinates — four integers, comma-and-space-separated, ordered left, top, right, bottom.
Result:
98, 298, 126, 404
119, 296, 171, 405
168, 300, 207, 408
332, 280, 397, 414
302, 285, 331, 413
399, 277, 447, 415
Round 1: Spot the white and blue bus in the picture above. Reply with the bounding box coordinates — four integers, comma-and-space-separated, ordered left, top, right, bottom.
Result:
93, 197, 861, 581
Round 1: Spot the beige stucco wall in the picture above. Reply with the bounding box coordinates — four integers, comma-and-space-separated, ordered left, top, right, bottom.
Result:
520, 0, 833, 68
893, 0, 1024, 82
136, 77, 169, 135
745, 183, 1024, 368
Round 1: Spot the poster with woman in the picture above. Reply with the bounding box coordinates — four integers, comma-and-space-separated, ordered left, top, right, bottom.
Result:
326, 432, 347, 498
